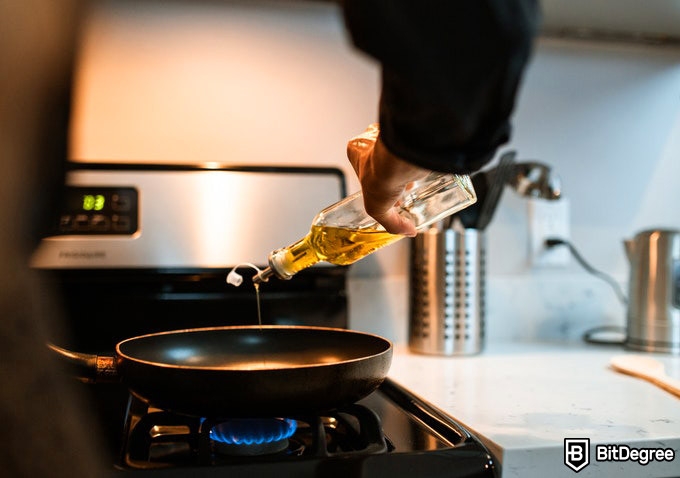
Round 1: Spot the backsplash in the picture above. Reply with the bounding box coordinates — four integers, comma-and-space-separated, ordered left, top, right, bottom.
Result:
70, 0, 680, 344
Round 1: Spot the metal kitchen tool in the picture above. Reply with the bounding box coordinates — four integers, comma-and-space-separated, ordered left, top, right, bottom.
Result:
610, 355, 680, 398
507, 161, 562, 200
409, 226, 485, 355
624, 229, 680, 354
475, 150, 516, 230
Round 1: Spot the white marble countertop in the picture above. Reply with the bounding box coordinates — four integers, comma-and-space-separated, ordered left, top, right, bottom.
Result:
387, 341, 680, 478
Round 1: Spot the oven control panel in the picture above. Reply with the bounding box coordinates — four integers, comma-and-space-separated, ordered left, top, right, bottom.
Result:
31, 165, 345, 269
55, 186, 138, 235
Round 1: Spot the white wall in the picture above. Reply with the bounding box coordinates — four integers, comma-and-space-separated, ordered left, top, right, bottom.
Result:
480, 38, 680, 343
70, 0, 680, 343
71, 0, 377, 183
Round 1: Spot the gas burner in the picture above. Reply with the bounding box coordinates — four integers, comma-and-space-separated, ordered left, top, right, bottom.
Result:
116, 380, 499, 477
209, 418, 297, 456
120, 397, 391, 468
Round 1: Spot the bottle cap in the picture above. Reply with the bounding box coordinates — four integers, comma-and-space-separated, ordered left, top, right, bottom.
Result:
226, 269, 244, 287
226, 263, 263, 287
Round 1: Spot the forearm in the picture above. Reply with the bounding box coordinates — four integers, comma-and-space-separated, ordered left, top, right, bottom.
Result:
342, 0, 540, 173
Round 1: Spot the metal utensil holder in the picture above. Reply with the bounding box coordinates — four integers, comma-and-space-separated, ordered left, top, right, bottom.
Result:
409, 226, 485, 355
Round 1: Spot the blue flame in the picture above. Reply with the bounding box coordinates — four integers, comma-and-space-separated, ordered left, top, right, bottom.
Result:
210, 418, 297, 446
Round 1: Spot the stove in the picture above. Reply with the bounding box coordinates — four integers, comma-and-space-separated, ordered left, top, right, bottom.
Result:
108, 378, 497, 477
32, 163, 499, 478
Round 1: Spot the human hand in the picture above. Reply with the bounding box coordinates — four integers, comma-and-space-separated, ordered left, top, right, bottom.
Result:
346, 124, 429, 237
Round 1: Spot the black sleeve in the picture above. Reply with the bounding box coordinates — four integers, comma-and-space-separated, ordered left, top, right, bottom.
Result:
341, 0, 541, 174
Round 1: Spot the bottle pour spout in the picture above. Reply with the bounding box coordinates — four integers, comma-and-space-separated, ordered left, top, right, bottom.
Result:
253, 267, 275, 284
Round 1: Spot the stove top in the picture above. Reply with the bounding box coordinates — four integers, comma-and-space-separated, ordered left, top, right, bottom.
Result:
106, 378, 497, 478
33, 165, 497, 477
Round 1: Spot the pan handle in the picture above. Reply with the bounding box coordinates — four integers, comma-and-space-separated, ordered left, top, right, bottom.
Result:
47, 343, 120, 384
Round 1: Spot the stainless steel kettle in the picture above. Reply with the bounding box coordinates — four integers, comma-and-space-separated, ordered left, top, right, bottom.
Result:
624, 229, 680, 354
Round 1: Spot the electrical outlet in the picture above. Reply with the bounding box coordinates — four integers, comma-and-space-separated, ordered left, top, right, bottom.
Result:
527, 197, 570, 267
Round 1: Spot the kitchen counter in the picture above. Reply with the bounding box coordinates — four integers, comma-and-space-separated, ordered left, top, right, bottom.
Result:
388, 342, 680, 478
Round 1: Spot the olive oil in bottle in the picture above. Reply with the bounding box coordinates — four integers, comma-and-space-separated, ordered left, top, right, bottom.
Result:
268, 224, 402, 278
249, 122, 476, 284
253, 172, 476, 284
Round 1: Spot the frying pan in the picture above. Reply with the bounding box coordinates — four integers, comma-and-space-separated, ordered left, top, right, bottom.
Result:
49, 325, 392, 418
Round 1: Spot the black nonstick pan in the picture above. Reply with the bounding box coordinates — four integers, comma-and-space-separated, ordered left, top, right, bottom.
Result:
49, 325, 392, 418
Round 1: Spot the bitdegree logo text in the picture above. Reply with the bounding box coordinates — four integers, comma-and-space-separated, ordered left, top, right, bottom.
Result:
596, 444, 675, 466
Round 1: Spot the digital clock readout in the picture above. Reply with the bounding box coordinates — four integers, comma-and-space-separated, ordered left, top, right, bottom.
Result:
56, 186, 138, 235
64, 187, 135, 214
82, 194, 105, 211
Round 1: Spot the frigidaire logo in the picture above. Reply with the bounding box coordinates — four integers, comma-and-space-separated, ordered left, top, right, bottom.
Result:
58, 250, 106, 260
564, 438, 590, 472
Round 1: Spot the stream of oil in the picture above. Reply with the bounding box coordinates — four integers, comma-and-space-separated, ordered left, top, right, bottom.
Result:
254, 282, 266, 369
254, 282, 262, 330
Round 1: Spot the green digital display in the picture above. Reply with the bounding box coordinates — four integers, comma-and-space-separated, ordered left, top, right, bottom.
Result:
56, 186, 138, 235
82, 194, 105, 211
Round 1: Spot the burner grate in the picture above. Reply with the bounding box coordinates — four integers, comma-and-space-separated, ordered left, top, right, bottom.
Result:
121, 397, 391, 469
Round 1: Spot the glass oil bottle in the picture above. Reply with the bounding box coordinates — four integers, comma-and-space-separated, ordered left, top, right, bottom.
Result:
253, 172, 477, 284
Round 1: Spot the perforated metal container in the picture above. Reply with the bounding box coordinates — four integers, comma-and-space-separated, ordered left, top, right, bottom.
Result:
408, 227, 485, 356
